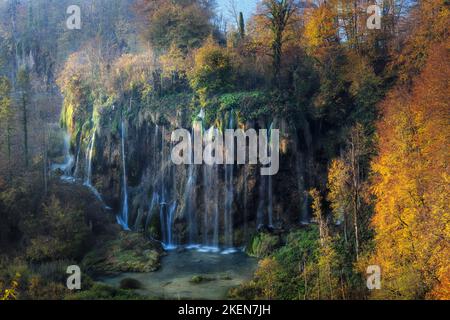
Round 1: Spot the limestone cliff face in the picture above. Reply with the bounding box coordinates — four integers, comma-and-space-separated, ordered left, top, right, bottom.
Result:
68, 103, 313, 248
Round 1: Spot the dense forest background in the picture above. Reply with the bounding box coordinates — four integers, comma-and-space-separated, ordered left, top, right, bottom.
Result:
0, 0, 448, 300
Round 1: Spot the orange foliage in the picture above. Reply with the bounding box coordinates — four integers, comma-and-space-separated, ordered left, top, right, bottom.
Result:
370, 43, 450, 299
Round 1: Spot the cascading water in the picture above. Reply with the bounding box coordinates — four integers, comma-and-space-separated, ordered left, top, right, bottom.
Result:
145, 192, 159, 233
165, 201, 177, 248
222, 113, 236, 254
116, 121, 130, 230
185, 115, 203, 251
256, 122, 274, 229
84, 129, 96, 186
242, 163, 249, 242
51, 131, 75, 180
200, 127, 220, 252
184, 111, 239, 254
156, 126, 178, 249
185, 160, 197, 243
73, 136, 81, 179
82, 127, 104, 202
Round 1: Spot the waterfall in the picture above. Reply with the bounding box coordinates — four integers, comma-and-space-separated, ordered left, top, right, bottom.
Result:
201, 127, 220, 251
51, 131, 75, 179
185, 122, 200, 244
165, 201, 177, 248
156, 126, 178, 249
159, 126, 168, 246
116, 121, 130, 230
73, 136, 81, 178
223, 114, 235, 252
243, 163, 248, 242
185, 160, 197, 243
212, 163, 219, 249
82, 128, 103, 202
224, 161, 234, 247
202, 163, 209, 246
256, 122, 275, 229
84, 129, 96, 185
145, 192, 159, 232
184, 153, 197, 244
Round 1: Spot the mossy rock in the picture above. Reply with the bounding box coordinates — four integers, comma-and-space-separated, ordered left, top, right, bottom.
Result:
82, 232, 163, 273
189, 275, 215, 284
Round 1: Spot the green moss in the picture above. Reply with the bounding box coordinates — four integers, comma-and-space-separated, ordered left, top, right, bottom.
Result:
82, 232, 162, 273
233, 226, 321, 300
189, 275, 215, 284
144, 210, 162, 240
247, 232, 281, 258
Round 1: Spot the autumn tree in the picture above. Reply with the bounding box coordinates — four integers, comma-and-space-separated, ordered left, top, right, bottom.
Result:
138, 0, 214, 52
326, 124, 372, 262
261, 0, 296, 85
370, 43, 449, 299
188, 37, 235, 103
327, 159, 351, 243
255, 257, 280, 299
309, 188, 343, 299
303, 2, 338, 53
159, 43, 188, 88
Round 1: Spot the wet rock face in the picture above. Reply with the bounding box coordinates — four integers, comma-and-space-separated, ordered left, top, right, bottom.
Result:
78, 110, 311, 248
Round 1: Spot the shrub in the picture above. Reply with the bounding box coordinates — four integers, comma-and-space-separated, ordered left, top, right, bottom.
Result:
25, 197, 91, 262
189, 37, 235, 99
247, 233, 281, 258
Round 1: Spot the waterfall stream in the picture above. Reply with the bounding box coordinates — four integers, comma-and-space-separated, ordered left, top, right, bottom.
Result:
84, 129, 96, 186
51, 131, 75, 180
185, 120, 201, 248
200, 127, 220, 252
256, 122, 275, 229
116, 121, 130, 230
73, 136, 81, 179
82, 127, 104, 202
224, 114, 235, 250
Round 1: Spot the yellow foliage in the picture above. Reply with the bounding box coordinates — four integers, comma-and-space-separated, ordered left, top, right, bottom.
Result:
370, 43, 450, 299
110, 50, 155, 94
303, 4, 337, 52
159, 43, 188, 79
255, 257, 280, 300
1, 273, 20, 300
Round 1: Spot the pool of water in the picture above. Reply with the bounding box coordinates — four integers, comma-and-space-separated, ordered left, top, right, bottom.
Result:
99, 249, 257, 300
